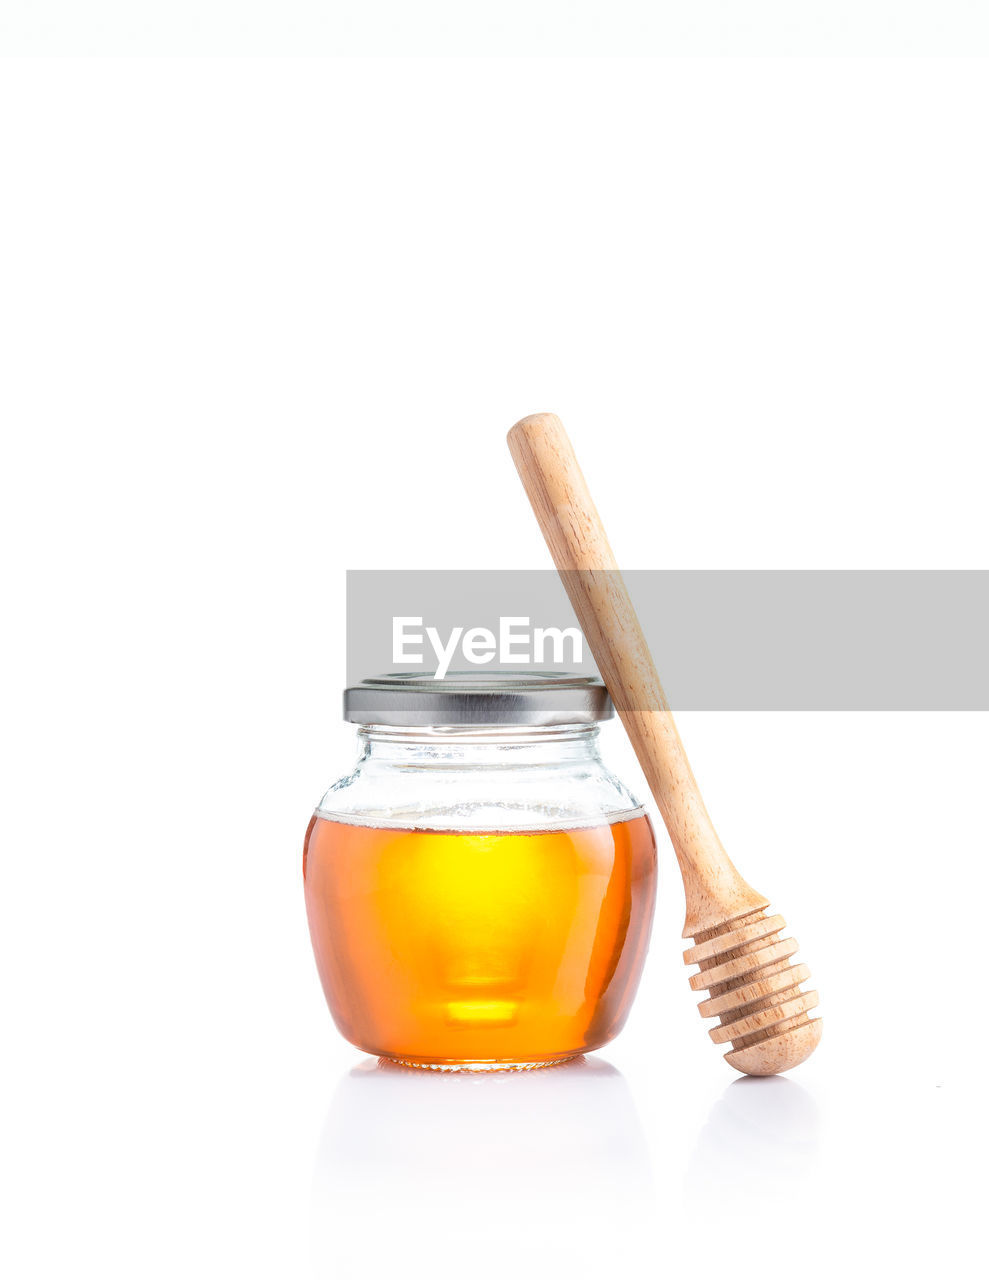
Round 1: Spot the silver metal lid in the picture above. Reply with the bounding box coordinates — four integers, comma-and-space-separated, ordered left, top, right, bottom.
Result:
343, 671, 613, 727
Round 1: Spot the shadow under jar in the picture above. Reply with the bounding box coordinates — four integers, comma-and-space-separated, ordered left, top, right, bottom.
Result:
303, 672, 657, 1070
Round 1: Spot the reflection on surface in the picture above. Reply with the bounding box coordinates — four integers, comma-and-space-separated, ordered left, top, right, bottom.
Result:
312, 1055, 654, 1278
685, 1075, 821, 1214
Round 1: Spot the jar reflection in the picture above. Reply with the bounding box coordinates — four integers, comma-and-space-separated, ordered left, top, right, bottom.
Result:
311, 1055, 655, 1278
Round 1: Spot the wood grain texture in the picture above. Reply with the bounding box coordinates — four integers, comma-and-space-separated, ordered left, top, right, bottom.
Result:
507, 411, 821, 1075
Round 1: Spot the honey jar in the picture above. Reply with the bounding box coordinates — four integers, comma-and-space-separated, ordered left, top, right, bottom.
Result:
303, 672, 657, 1069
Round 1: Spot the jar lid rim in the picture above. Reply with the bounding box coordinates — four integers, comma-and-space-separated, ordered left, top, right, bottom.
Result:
343, 671, 613, 726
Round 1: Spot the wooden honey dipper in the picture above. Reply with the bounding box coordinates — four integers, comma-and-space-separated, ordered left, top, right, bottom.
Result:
507, 412, 822, 1075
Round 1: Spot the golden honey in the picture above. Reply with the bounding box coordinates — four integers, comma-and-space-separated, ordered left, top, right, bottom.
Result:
304, 812, 656, 1067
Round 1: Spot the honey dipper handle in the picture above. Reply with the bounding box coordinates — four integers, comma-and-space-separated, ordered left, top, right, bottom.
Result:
507, 412, 766, 936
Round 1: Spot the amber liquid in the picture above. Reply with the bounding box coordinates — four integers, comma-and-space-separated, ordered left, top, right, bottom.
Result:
303, 812, 657, 1067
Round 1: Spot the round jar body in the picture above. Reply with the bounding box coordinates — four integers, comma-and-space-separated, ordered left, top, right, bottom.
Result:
304, 722, 657, 1069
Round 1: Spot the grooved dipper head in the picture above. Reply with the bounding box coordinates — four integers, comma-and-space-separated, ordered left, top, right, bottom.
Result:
684, 907, 822, 1075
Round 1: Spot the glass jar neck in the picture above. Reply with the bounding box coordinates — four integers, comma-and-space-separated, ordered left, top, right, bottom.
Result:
357, 723, 602, 766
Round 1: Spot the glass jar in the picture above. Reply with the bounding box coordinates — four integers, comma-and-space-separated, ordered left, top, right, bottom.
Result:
303, 672, 657, 1070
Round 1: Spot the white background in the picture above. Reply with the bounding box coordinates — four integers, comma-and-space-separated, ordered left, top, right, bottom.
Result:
2, 32, 987, 1280
4, 1, 989, 55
